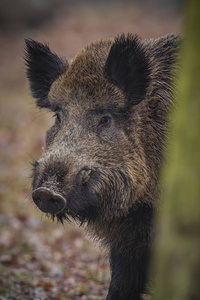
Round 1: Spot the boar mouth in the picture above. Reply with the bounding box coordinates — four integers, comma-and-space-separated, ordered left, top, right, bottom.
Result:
32, 187, 67, 215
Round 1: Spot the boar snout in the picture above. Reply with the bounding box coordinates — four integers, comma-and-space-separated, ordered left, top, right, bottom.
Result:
32, 187, 66, 214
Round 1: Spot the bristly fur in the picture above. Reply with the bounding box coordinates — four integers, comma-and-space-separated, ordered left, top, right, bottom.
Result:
104, 33, 150, 105
24, 39, 68, 108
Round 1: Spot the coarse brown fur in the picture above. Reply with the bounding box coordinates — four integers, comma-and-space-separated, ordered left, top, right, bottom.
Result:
25, 33, 180, 299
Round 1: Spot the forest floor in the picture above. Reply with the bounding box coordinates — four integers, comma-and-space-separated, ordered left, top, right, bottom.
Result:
0, 3, 180, 299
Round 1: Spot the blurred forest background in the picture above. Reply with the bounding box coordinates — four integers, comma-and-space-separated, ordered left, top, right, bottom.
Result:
0, 1, 182, 299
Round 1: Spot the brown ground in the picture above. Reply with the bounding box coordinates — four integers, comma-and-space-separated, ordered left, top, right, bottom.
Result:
0, 3, 181, 300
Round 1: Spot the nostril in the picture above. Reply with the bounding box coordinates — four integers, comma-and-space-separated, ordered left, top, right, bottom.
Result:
34, 197, 41, 207
32, 187, 66, 214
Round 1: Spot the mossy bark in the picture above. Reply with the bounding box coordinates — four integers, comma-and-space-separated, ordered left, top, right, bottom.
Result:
151, 0, 200, 299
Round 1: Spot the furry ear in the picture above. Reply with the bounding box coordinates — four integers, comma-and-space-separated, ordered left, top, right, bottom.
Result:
104, 34, 150, 105
24, 39, 68, 108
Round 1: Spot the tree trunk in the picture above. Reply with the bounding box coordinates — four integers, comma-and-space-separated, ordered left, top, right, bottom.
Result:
151, 0, 200, 299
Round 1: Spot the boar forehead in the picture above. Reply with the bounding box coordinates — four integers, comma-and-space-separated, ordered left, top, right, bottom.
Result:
48, 39, 126, 109
49, 77, 126, 109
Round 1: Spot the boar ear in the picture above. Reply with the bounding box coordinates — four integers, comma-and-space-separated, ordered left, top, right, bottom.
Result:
24, 39, 68, 108
104, 34, 150, 105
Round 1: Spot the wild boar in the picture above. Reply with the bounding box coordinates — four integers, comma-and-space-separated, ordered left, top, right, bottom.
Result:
25, 33, 179, 300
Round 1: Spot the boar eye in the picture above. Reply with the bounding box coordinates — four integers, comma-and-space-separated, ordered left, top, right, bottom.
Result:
97, 115, 111, 128
53, 112, 62, 124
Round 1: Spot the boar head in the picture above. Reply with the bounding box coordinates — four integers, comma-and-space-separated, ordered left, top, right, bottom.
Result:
25, 34, 178, 229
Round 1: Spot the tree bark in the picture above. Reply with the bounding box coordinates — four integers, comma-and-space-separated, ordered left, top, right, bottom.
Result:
151, 0, 200, 299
